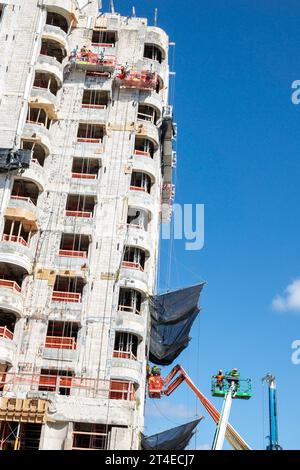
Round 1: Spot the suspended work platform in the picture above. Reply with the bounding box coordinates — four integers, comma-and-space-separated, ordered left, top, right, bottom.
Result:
211, 375, 252, 400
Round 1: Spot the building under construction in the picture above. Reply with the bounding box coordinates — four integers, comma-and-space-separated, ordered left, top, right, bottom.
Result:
0, 0, 177, 450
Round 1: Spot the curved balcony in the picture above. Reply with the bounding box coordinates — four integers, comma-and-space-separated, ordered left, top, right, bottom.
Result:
30, 87, 58, 120
139, 93, 164, 117
23, 121, 52, 153
120, 264, 148, 292
115, 310, 146, 339
132, 154, 158, 183
6, 198, 39, 232
128, 188, 154, 215
146, 27, 169, 54
126, 225, 152, 254
111, 358, 143, 386
135, 120, 159, 146
42, 24, 68, 52
21, 159, 46, 192
0, 284, 23, 317
43, 0, 79, 24
0, 240, 34, 274
36, 54, 63, 86
0, 333, 16, 366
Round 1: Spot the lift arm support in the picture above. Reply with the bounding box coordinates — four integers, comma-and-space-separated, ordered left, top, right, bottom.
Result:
164, 365, 251, 451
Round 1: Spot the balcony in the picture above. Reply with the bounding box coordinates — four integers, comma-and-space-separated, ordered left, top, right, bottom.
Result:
70, 157, 100, 193
30, 72, 60, 120
36, 54, 63, 85
91, 29, 117, 50
26, 105, 53, 148
65, 194, 96, 219
56, 233, 89, 269
130, 171, 152, 195
40, 38, 67, 66
43, 24, 68, 53
0, 264, 25, 316
80, 89, 109, 122
134, 137, 155, 159
51, 276, 84, 305
118, 288, 142, 316
122, 247, 146, 273
21, 141, 49, 167
116, 68, 158, 91
43, 320, 78, 363
42, 0, 79, 24
6, 179, 40, 231
0, 310, 17, 366
0, 219, 35, 273
76, 123, 105, 144
127, 207, 150, 232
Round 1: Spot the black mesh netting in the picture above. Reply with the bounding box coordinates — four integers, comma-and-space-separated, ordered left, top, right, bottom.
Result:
149, 284, 205, 365
0, 149, 31, 172
141, 418, 203, 450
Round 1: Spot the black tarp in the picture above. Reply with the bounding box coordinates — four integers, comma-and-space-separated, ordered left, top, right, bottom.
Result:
0, 148, 31, 172
149, 284, 205, 365
141, 418, 203, 450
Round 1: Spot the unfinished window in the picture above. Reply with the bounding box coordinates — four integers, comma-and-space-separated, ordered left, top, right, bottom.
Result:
45, 321, 79, 350
46, 11, 68, 33
52, 275, 85, 303
3, 218, 33, 247
91, 30, 117, 46
123, 246, 146, 271
137, 104, 159, 125
134, 137, 155, 158
59, 233, 90, 258
40, 38, 67, 64
0, 310, 17, 341
144, 44, 164, 63
33, 71, 59, 96
0, 4, 4, 22
130, 171, 152, 194
110, 381, 135, 401
113, 332, 138, 360
118, 288, 142, 315
21, 141, 48, 167
77, 123, 104, 143
72, 423, 114, 450
82, 89, 109, 109
39, 369, 74, 396
0, 262, 26, 294
127, 207, 149, 231
0, 422, 42, 450
65, 194, 96, 218
11, 178, 39, 205
26, 105, 52, 129
72, 157, 100, 179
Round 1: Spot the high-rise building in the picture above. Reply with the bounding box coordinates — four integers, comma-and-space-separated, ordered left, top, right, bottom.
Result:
0, 0, 175, 450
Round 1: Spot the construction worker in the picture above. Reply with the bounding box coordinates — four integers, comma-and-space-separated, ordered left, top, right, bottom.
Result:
148, 367, 164, 398
80, 45, 89, 59
227, 368, 240, 391
151, 365, 161, 376
214, 369, 225, 390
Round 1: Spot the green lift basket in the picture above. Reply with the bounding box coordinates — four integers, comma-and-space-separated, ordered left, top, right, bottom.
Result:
211, 373, 252, 400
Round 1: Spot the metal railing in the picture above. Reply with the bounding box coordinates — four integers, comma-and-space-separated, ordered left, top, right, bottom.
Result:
71, 172, 97, 180
2, 234, 28, 247
77, 137, 101, 144
10, 195, 35, 206
118, 305, 141, 315
52, 291, 82, 303
0, 279, 21, 293
130, 185, 148, 193
58, 249, 87, 258
121, 261, 144, 272
81, 103, 107, 109
134, 149, 151, 157
0, 326, 14, 341
0, 373, 135, 401
45, 336, 76, 350
65, 210, 93, 218
113, 350, 137, 361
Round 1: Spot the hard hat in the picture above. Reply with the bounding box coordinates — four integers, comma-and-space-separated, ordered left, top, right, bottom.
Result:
233, 368, 238, 371
218, 370, 223, 373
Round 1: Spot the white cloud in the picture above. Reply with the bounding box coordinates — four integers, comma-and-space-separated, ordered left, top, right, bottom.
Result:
272, 279, 300, 313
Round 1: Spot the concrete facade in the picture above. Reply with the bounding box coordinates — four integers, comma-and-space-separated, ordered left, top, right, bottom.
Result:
0, 0, 175, 450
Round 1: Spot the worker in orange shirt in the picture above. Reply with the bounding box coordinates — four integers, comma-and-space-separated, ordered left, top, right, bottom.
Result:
148, 366, 164, 398
214, 369, 225, 390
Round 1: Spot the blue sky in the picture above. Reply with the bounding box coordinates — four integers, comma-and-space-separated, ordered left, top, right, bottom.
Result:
114, 0, 300, 450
